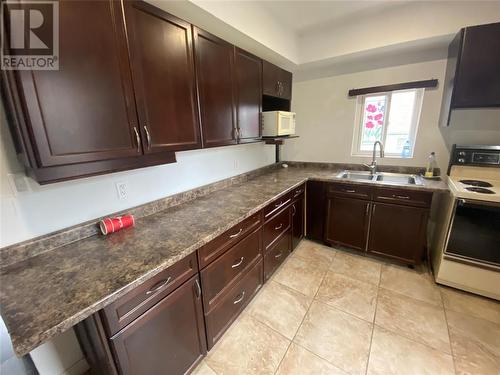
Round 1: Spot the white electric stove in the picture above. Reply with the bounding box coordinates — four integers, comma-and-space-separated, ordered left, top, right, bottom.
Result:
432, 145, 500, 300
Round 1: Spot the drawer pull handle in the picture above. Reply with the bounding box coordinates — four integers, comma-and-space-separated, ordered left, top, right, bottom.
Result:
275, 201, 283, 208
294, 189, 303, 196
344, 189, 356, 193
274, 251, 283, 259
146, 277, 172, 295
229, 228, 243, 238
233, 291, 246, 305
275, 223, 283, 230
393, 194, 410, 200
292, 204, 296, 216
194, 279, 201, 299
231, 257, 245, 268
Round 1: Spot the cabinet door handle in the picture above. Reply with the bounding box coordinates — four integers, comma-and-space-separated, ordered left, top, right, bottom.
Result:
294, 189, 303, 196
146, 276, 172, 295
344, 189, 356, 193
231, 257, 245, 268
194, 279, 201, 299
233, 291, 245, 304
393, 194, 410, 200
365, 204, 370, 216
133, 127, 140, 153
274, 251, 283, 259
275, 201, 283, 208
274, 223, 283, 230
143, 125, 152, 149
229, 228, 243, 239
292, 204, 296, 216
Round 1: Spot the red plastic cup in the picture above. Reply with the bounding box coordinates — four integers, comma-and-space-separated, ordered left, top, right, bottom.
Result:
100, 215, 135, 235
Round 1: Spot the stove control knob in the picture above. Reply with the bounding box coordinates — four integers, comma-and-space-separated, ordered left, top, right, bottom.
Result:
458, 158, 465, 163
458, 151, 466, 156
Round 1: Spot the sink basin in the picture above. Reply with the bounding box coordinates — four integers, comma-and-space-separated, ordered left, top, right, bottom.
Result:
337, 171, 376, 181
376, 173, 423, 185
336, 170, 423, 185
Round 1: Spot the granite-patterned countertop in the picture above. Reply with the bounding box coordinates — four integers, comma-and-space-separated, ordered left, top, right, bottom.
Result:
0, 165, 448, 356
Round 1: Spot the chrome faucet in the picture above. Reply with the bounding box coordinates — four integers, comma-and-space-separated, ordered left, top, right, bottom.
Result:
364, 141, 384, 175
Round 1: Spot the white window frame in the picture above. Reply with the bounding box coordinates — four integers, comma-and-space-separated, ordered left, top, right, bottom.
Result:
351, 88, 424, 158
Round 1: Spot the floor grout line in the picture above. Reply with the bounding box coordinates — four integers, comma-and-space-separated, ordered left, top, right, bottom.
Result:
364, 283, 380, 375
440, 288, 459, 375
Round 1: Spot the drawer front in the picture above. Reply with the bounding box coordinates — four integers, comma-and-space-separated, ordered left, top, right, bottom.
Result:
328, 183, 372, 200
263, 191, 293, 219
205, 258, 263, 349
264, 229, 291, 280
291, 183, 305, 200
102, 252, 198, 336
198, 211, 262, 269
373, 187, 432, 207
263, 206, 291, 250
201, 227, 262, 312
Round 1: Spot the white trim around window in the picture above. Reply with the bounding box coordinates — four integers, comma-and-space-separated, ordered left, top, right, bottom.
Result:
351, 88, 424, 158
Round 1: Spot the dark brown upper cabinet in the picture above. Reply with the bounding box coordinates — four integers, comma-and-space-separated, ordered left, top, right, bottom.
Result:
262, 60, 292, 100
234, 48, 262, 142
440, 22, 500, 126
193, 27, 237, 148
2, 0, 175, 184
123, 1, 201, 153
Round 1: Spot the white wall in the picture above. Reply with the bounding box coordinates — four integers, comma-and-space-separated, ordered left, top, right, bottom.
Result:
283, 58, 500, 173
0, 101, 275, 248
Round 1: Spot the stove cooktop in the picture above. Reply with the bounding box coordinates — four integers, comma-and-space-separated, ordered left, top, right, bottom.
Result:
464, 187, 495, 194
459, 179, 494, 187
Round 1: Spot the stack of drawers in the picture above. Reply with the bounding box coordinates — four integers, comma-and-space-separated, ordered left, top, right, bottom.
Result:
199, 212, 263, 349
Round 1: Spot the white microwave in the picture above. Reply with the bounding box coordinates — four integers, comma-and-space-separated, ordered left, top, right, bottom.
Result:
262, 111, 296, 137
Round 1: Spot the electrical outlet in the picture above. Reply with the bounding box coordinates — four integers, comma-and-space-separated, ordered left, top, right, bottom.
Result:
116, 182, 128, 200
233, 159, 239, 170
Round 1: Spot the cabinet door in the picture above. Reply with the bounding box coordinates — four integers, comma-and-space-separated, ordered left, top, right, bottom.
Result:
234, 48, 262, 142
306, 181, 326, 242
368, 202, 428, 264
14, 0, 141, 167
124, 1, 201, 153
110, 276, 206, 375
454, 22, 500, 108
324, 196, 370, 251
292, 197, 304, 250
262, 60, 292, 100
194, 28, 237, 148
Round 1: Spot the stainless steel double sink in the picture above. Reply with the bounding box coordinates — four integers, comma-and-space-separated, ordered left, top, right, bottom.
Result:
336, 170, 424, 186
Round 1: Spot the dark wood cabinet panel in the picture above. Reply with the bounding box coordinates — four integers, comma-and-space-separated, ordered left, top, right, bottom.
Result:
368, 202, 428, 264
124, 1, 201, 153
263, 206, 291, 251
205, 258, 263, 349
198, 211, 262, 269
264, 230, 291, 280
292, 195, 304, 250
440, 22, 500, 126
324, 196, 370, 251
102, 252, 198, 336
453, 22, 500, 108
12, 0, 141, 167
193, 27, 237, 148
262, 60, 292, 100
306, 181, 326, 242
201, 227, 262, 312
234, 48, 262, 142
110, 275, 206, 375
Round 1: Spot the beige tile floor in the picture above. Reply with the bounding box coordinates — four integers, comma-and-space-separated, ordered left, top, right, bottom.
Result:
193, 240, 500, 375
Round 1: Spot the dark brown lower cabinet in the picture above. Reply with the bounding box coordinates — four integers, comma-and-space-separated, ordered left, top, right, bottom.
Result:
368, 202, 428, 264
291, 196, 304, 250
324, 195, 370, 251
306, 181, 326, 242
264, 230, 291, 280
77, 275, 206, 375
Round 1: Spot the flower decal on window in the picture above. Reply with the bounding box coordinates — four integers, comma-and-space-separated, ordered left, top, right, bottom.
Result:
366, 104, 377, 113
365, 121, 374, 129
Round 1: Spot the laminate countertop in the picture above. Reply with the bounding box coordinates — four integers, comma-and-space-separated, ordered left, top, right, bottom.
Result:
0, 164, 448, 356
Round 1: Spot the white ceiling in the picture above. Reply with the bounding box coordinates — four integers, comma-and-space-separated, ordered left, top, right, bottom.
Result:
258, 0, 412, 36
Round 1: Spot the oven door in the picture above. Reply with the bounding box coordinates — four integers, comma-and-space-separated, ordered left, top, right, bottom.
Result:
444, 198, 500, 270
